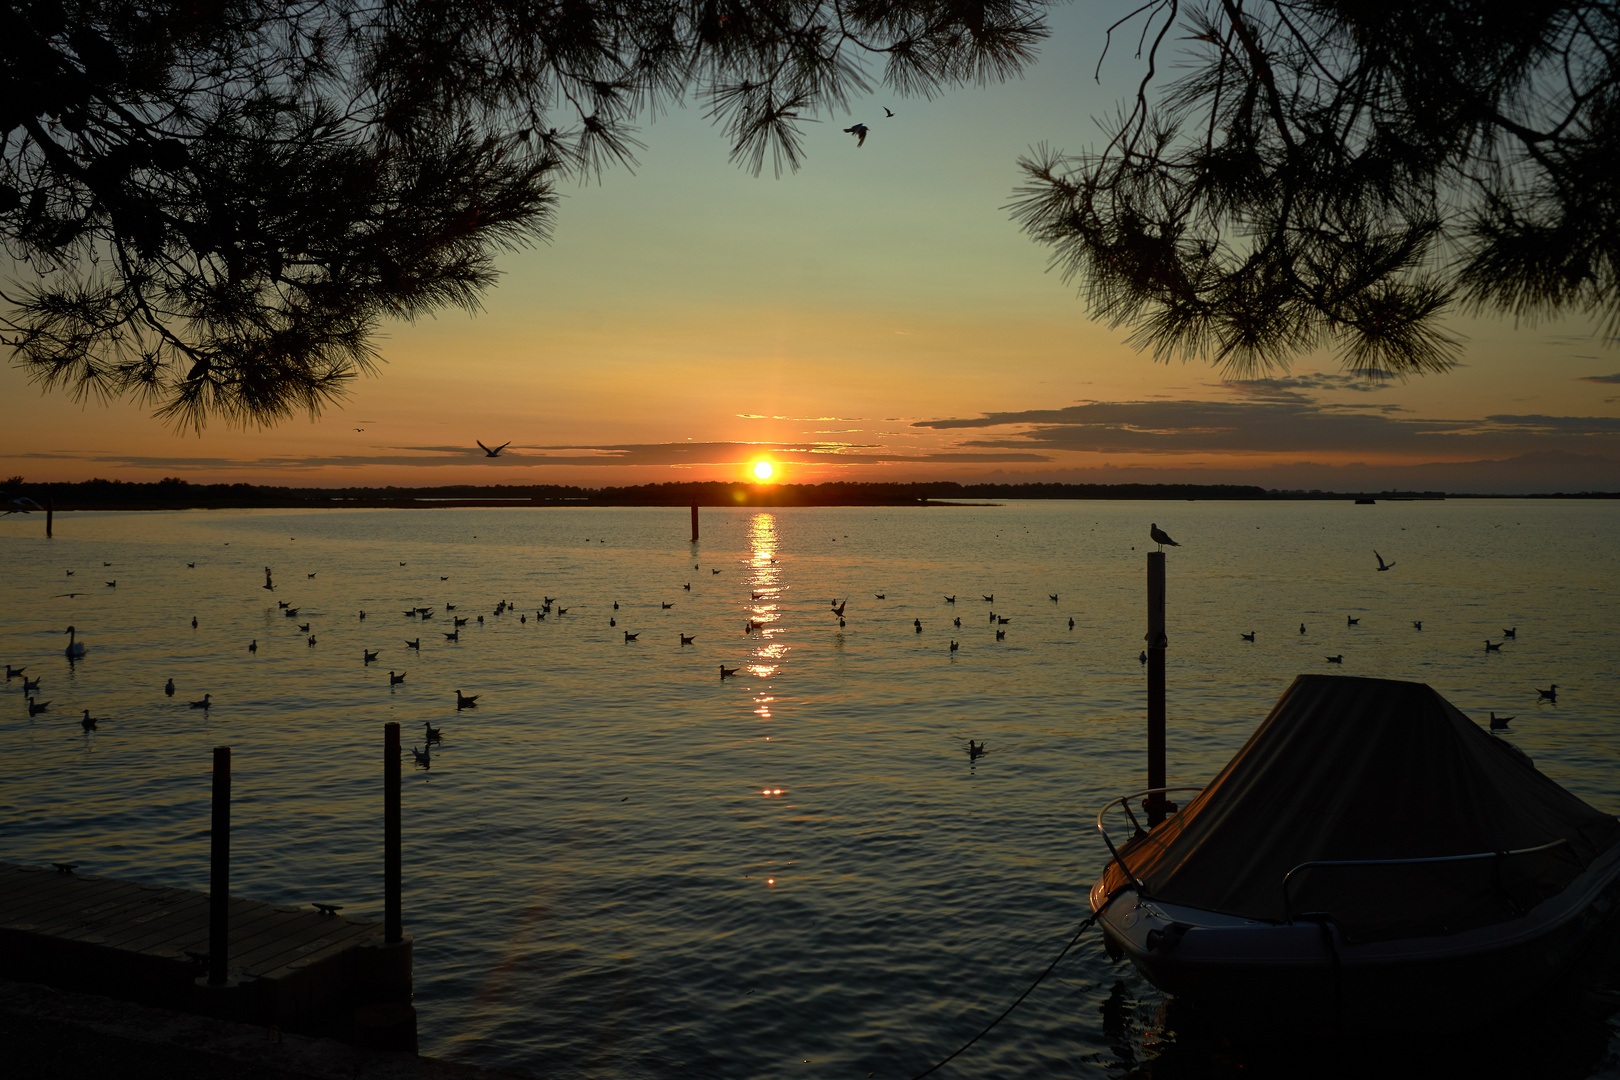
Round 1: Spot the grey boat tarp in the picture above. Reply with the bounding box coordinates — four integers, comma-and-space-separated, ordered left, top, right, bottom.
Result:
1102, 675, 1620, 941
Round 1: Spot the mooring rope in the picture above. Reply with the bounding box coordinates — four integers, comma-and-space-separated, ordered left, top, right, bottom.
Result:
905, 913, 1100, 1080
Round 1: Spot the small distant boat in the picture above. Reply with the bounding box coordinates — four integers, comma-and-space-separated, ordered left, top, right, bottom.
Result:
1090, 675, 1620, 1036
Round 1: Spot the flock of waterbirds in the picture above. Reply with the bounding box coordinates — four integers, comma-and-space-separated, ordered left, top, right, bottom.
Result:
9, 525, 1562, 758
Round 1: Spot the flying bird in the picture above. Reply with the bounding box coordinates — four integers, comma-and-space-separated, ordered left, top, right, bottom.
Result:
1149, 523, 1179, 549
477, 440, 511, 457
844, 123, 868, 146
883, 107, 894, 118
1374, 550, 1395, 571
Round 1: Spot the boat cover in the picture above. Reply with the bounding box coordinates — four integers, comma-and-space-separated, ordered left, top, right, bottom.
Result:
1102, 675, 1620, 941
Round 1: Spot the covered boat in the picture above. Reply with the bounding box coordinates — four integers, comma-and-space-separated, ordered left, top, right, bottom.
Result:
1090, 674, 1620, 1034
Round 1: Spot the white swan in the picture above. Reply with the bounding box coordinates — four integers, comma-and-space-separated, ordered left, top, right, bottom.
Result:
64, 626, 86, 657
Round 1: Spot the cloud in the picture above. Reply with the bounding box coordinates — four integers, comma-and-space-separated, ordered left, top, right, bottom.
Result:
1577, 373, 1620, 384
913, 398, 1620, 459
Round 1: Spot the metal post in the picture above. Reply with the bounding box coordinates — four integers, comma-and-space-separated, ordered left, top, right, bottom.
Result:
207, 746, 231, 984
384, 721, 402, 943
690, 504, 699, 544
1146, 552, 1168, 826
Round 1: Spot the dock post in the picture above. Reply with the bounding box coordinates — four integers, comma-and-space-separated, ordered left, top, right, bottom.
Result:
353, 720, 417, 1053
46, 495, 53, 539
207, 745, 231, 984
690, 504, 699, 543
384, 721, 401, 943
1146, 553, 1168, 826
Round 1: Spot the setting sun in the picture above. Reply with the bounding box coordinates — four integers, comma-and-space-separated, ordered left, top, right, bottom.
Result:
752, 460, 774, 481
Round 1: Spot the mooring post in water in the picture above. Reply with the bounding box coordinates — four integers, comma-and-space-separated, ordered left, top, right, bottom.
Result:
207, 745, 231, 984
690, 504, 699, 544
1146, 552, 1168, 826
46, 495, 53, 539
384, 721, 402, 943
355, 720, 417, 1053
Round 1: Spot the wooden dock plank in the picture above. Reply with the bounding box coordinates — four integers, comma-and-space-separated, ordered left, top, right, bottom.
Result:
0, 861, 409, 1044
0, 871, 159, 929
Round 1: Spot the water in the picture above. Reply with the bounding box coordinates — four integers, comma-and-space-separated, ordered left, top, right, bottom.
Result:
2, 499, 1618, 1078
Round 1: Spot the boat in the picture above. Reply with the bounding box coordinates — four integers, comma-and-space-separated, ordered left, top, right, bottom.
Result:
1090, 674, 1620, 1035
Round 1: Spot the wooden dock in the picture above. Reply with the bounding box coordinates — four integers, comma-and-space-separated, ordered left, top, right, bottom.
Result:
0, 861, 413, 1046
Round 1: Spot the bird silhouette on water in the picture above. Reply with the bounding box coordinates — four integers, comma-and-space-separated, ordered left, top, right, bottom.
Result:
1241, 631, 1255, 642
1347, 616, 1360, 626
423, 721, 443, 744
1326, 655, 1344, 664
64, 626, 86, 657
27, 697, 50, 716
624, 631, 640, 642
22, 676, 40, 693
5, 665, 25, 680
719, 665, 738, 679
456, 690, 479, 709
1537, 685, 1558, 703
390, 670, 407, 685
1490, 712, 1514, 730
364, 650, 379, 663
165, 678, 175, 697
1485, 640, 1502, 652
1503, 627, 1517, 639
1150, 524, 1179, 549
81, 710, 101, 731
680, 634, 695, 645
189, 694, 212, 709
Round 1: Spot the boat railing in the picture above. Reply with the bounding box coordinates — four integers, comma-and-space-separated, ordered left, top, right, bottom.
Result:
1281, 838, 1571, 923
1095, 787, 1206, 891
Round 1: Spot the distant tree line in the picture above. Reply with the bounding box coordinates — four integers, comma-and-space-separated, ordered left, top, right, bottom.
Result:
3, 476, 1503, 509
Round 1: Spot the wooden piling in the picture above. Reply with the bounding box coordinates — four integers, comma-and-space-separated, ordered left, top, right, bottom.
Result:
690, 504, 699, 543
207, 746, 231, 985
45, 496, 53, 539
1146, 552, 1168, 826
384, 722, 401, 944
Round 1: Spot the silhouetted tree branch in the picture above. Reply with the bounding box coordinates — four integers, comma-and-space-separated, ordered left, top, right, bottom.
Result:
1009, 0, 1620, 379
2, 0, 1050, 428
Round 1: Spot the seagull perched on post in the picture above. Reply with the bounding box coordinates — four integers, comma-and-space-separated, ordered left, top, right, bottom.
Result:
844, 123, 869, 146
1149, 523, 1179, 549
477, 440, 511, 457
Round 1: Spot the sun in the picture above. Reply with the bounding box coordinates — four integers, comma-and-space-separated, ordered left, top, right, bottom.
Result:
752, 460, 775, 482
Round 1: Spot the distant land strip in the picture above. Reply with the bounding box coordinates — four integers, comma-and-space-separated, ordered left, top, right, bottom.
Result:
3, 478, 1615, 511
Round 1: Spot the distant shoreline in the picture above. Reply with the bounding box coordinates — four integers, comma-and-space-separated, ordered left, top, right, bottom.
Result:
4, 478, 1616, 512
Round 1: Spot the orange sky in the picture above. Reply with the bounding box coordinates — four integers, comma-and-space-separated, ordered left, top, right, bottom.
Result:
3, 6, 1617, 494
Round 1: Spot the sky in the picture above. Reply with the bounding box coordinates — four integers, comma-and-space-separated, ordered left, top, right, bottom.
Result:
3, 5, 1618, 494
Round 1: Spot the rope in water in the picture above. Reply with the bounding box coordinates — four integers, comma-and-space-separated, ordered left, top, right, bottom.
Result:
905, 913, 1100, 1080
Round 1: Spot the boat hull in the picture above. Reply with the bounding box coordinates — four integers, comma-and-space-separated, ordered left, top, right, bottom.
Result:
1090, 839, 1620, 1035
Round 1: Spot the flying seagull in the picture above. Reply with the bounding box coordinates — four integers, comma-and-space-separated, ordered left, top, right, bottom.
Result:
1374, 550, 1395, 571
1149, 523, 1180, 549
477, 440, 511, 457
883, 107, 894, 118
844, 123, 868, 146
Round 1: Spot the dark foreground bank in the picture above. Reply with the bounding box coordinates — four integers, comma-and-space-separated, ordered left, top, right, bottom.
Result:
0, 978, 530, 1080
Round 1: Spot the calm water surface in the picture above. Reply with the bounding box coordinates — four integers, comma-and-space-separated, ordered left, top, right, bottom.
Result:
2, 500, 1618, 1078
